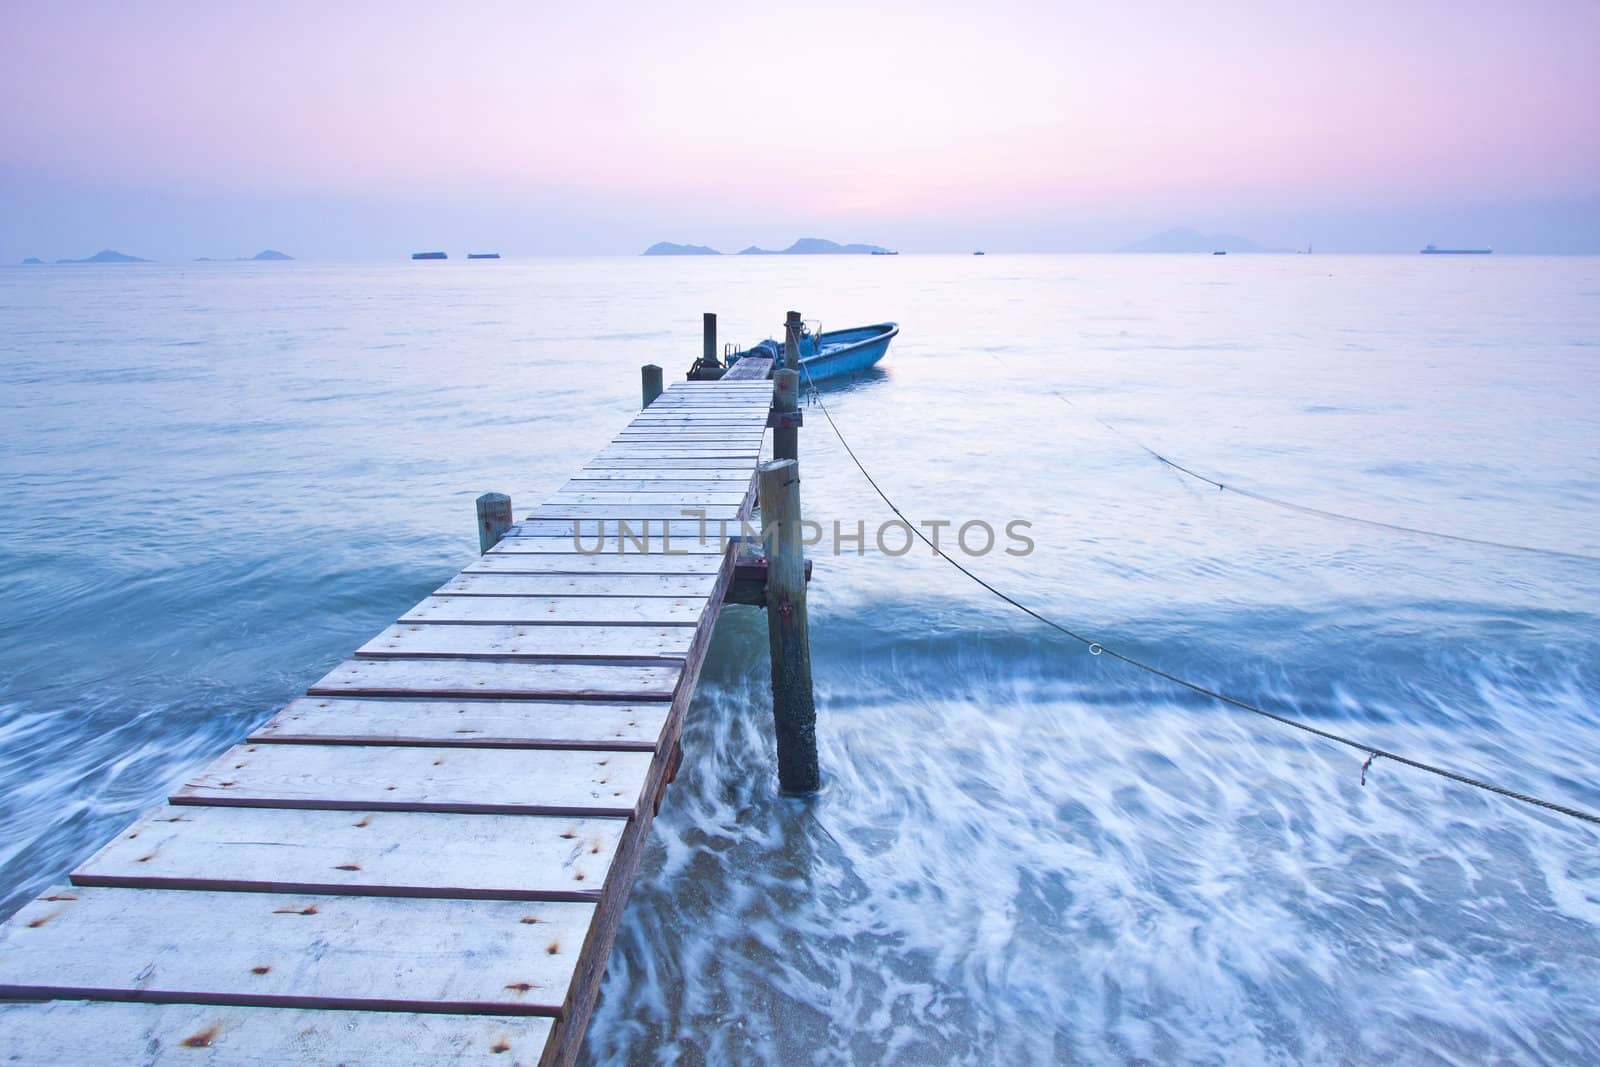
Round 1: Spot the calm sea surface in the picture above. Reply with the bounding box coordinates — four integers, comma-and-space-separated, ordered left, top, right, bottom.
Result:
1, 255, 1597, 1063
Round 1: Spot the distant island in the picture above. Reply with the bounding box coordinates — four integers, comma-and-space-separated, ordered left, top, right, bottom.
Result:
197, 249, 294, 262
740, 237, 892, 255
643, 242, 720, 256
56, 249, 150, 264
641, 237, 893, 256
1118, 227, 1277, 253
20, 257, 45, 265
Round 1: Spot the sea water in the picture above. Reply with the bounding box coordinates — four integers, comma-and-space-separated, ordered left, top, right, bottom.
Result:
0, 255, 1596, 1063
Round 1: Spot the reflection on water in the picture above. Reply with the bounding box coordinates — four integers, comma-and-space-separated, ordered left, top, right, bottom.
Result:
0, 255, 1597, 1063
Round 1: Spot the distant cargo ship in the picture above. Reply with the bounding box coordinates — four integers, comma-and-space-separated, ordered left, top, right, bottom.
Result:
1421, 244, 1492, 254
411, 251, 447, 260
467, 252, 500, 259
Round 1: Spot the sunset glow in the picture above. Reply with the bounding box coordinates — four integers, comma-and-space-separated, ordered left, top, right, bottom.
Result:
3, 1, 1597, 256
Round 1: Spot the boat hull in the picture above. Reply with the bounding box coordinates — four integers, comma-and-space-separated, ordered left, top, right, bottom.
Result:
796, 323, 898, 382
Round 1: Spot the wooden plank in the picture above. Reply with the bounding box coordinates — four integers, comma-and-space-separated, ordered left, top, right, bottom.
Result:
593, 448, 760, 459
466, 552, 724, 575
549, 488, 750, 502
432, 572, 716, 599
308, 658, 684, 699
563, 469, 754, 482
490, 534, 728, 554
357, 622, 695, 660
631, 402, 768, 411
399, 595, 704, 626
0, 1001, 556, 1066
582, 457, 759, 469
0, 886, 593, 1016
628, 414, 767, 422
251, 696, 669, 750
548, 491, 748, 507
721, 355, 774, 380
510, 520, 749, 544
172, 743, 654, 818
73, 807, 627, 902
527, 504, 744, 521
615, 428, 766, 437
608, 437, 764, 447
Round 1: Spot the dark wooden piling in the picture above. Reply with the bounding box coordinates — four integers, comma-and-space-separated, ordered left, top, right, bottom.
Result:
475, 492, 513, 554
783, 310, 802, 370
640, 364, 663, 408
758, 458, 820, 794
771, 368, 800, 462
703, 313, 717, 365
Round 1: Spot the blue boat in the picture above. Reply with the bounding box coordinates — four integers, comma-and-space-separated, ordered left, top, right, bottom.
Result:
732, 322, 898, 382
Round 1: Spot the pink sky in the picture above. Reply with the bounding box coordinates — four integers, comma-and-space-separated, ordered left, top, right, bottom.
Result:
2, 1, 1597, 255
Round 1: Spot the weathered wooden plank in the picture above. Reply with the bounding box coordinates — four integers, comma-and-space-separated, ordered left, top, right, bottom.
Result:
251, 696, 668, 750
608, 438, 764, 448
547, 492, 749, 509
490, 533, 728, 554
720, 355, 774, 380
73, 807, 626, 902
0, 1000, 556, 1066
582, 456, 760, 469
433, 572, 715, 599
172, 743, 653, 817
628, 414, 767, 422
466, 553, 724, 575
563, 469, 754, 482
357, 622, 695, 660
527, 504, 744, 522
510, 520, 750, 545
0, 886, 593, 1016
309, 658, 683, 699
615, 428, 767, 438
550, 483, 748, 502
593, 449, 761, 461
399, 595, 704, 626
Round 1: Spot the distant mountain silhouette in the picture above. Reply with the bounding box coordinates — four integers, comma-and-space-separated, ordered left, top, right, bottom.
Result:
643, 241, 721, 256
251, 249, 292, 260
56, 249, 150, 264
739, 237, 892, 255
20, 257, 45, 265
1118, 227, 1270, 253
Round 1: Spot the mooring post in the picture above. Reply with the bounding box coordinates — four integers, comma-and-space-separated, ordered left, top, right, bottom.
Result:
703, 312, 717, 366
758, 458, 819, 794
476, 492, 513, 554
772, 367, 800, 462
783, 309, 803, 371
641, 363, 663, 408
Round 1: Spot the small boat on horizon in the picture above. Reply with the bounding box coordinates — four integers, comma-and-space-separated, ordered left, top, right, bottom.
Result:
466, 252, 501, 259
1213, 250, 1227, 255
973, 250, 985, 255
411, 251, 447, 260
1421, 244, 1492, 254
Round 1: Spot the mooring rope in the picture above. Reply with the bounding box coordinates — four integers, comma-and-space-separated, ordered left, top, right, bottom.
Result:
794, 365, 1600, 828
1052, 392, 1600, 565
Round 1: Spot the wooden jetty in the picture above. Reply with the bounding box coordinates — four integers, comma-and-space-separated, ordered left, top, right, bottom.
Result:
0, 365, 790, 1064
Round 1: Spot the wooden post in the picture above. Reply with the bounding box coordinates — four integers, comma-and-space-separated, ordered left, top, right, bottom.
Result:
783, 310, 803, 370
758, 459, 819, 794
641, 364, 663, 408
475, 492, 512, 554
772, 367, 800, 462
703, 312, 717, 366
